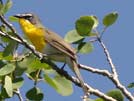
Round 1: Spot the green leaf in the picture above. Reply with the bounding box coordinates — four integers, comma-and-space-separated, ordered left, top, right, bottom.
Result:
77, 42, 93, 54
95, 89, 124, 101
75, 16, 94, 36
95, 98, 104, 101
26, 87, 44, 101
0, 3, 3, 10
44, 74, 58, 90
103, 12, 118, 27
28, 58, 51, 70
12, 77, 24, 89
106, 89, 124, 101
91, 15, 99, 29
0, 60, 7, 67
1, 86, 9, 99
88, 99, 95, 101
44, 74, 73, 96
64, 30, 84, 43
0, 25, 6, 32
127, 82, 134, 88
3, 40, 18, 57
3, 0, 12, 14
14, 62, 27, 76
0, 63, 15, 76
9, 16, 19, 22
88, 32, 97, 37
4, 76, 13, 97
26, 70, 43, 81
0, 52, 13, 61
53, 75, 73, 96
0, 4, 4, 15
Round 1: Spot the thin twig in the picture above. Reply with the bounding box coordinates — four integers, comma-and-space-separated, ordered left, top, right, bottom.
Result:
14, 89, 23, 101
79, 64, 113, 77
100, 27, 107, 39
97, 37, 134, 100
98, 39, 117, 75
11, 52, 32, 62
34, 69, 42, 86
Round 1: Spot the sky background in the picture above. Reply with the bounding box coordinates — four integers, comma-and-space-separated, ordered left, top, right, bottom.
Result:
4, 0, 134, 101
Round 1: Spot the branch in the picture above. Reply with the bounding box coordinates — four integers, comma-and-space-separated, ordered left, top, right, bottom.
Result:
14, 89, 23, 101
0, 17, 117, 101
43, 59, 116, 101
0, 30, 117, 101
79, 64, 112, 77
98, 38, 134, 100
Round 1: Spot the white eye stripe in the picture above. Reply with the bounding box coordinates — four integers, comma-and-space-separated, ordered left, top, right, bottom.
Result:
16, 13, 33, 17
23, 13, 33, 17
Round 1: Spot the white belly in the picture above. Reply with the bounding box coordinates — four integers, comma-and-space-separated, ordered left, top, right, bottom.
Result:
43, 44, 67, 62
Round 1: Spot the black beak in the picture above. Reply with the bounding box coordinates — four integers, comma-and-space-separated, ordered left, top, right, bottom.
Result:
13, 14, 23, 18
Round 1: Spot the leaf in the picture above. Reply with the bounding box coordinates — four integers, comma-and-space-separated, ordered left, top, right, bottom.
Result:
95, 89, 124, 101
95, 98, 104, 101
0, 63, 15, 76
0, 25, 6, 32
88, 32, 97, 37
26, 87, 44, 101
103, 12, 118, 27
75, 16, 94, 36
91, 15, 99, 29
44, 74, 58, 90
9, 16, 19, 22
44, 74, 73, 96
14, 62, 27, 76
12, 77, 24, 89
88, 99, 95, 101
0, 4, 4, 15
53, 75, 73, 96
3, 40, 18, 57
0, 52, 13, 61
64, 30, 84, 43
77, 42, 93, 54
4, 76, 13, 97
28, 58, 51, 70
0, 60, 7, 67
3, 0, 12, 14
128, 82, 134, 88
1, 86, 9, 99
106, 89, 124, 101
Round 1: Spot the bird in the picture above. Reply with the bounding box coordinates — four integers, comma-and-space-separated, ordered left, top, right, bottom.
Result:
13, 13, 88, 96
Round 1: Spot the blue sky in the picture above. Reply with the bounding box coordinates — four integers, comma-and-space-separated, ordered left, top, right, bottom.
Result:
5, 0, 134, 101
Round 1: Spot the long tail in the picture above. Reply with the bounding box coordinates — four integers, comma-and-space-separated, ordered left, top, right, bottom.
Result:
67, 57, 88, 95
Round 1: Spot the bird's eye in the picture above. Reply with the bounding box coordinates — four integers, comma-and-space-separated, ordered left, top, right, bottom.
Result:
27, 16, 33, 21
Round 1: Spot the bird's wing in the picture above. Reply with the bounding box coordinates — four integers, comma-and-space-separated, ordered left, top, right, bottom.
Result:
44, 29, 76, 60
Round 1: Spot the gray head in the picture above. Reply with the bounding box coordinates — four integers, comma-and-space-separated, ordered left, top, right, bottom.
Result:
13, 13, 42, 26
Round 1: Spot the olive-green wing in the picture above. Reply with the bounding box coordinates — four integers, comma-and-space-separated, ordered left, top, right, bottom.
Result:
44, 29, 76, 60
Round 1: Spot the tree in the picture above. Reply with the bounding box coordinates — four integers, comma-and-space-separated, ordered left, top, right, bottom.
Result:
0, 0, 133, 101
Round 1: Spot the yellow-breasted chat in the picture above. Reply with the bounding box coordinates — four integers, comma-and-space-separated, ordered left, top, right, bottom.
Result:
13, 13, 88, 96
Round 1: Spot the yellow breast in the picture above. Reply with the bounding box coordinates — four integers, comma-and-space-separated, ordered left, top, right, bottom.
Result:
19, 19, 46, 52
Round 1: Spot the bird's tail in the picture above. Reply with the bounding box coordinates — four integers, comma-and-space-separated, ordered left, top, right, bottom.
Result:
67, 57, 88, 96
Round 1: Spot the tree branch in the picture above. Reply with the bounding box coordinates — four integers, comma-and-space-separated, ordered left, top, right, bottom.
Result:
0, 15, 133, 101
0, 17, 117, 101
14, 89, 23, 101
97, 37, 134, 100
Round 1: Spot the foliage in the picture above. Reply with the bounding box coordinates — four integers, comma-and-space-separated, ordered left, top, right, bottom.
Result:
0, 0, 124, 101
127, 82, 134, 88
95, 89, 124, 101
103, 12, 118, 27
